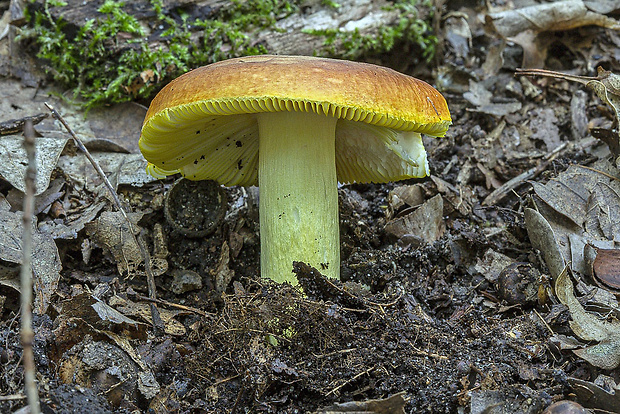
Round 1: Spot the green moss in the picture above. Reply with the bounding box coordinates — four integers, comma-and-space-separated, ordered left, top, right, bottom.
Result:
321, 0, 341, 9
19, 0, 296, 108
306, 0, 436, 61
18, 0, 435, 109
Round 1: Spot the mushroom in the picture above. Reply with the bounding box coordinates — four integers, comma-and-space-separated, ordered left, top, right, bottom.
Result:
139, 55, 451, 284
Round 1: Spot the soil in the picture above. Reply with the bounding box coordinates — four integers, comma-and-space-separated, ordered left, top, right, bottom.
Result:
2, 1, 620, 413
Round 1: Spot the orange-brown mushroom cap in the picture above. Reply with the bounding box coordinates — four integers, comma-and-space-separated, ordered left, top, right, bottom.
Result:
139, 55, 451, 186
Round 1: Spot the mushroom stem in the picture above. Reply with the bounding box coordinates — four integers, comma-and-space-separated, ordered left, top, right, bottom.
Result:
257, 111, 339, 284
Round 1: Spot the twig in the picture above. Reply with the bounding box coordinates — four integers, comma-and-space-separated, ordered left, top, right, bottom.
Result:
44, 103, 164, 332
482, 142, 567, 206
410, 345, 449, 360
0, 113, 48, 136
129, 291, 213, 317
44, 103, 129, 223
0, 394, 27, 401
533, 308, 554, 335
20, 120, 41, 414
515, 68, 598, 86
325, 365, 375, 396
213, 328, 292, 343
575, 164, 620, 182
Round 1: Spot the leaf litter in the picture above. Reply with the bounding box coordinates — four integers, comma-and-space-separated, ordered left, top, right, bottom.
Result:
5, 0, 620, 413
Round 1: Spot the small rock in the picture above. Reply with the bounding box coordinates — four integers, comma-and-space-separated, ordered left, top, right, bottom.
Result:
542, 400, 587, 414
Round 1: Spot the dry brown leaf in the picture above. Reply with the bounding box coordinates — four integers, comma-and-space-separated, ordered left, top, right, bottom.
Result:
528, 108, 561, 151
555, 270, 620, 369
0, 132, 69, 195
526, 162, 620, 279
213, 241, 234, 293
384, 194, 444, 244
488, 2, 620, 68
58, 293, 147, 339
0, 207, 61, 314
85, 211, 167, 278
109, 295, 188, 336
591, 246, 620, 290
569, 377, 620, 412
524, 207, 566, 281
463, 80, 522, 116
314, 391, 406, 414
516, 67, 620, 157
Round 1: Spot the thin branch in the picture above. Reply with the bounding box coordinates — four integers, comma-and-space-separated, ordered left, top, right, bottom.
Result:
128, 291, 213, 317
325, 365, 376, 396
482, 142, 567, 206
20, 120, 41, 414
0, 113, 48, 136
44, 103, 130, 223
44, 103, 164, 332
0, 394, 27, 401
515, 68, 598, 86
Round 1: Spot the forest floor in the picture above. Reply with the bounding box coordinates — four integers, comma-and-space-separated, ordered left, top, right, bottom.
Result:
2, 0, 620, 413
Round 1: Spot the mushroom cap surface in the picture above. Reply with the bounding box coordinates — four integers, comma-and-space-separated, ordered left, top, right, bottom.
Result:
140, 55, 451, 186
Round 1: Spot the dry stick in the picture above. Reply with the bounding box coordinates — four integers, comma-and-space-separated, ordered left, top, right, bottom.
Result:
482, 142, 567, 206
130, 292, 213, 317
325, 365, 376, 396
576, 164, 620, 182
44, 103, 165, 333
20, 120, 41, 414
515, 68, 596, 86
0, 113, 48, 136
0, 395, 27, 401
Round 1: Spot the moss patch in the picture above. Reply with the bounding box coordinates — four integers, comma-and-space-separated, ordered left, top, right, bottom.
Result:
307, 0, 436, 61
18, 0, 435, 109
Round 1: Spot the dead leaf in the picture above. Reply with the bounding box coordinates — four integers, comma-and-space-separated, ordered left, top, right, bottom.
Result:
39, 200, 106, 240
531, 179, 587, 228
516, 67, 620, 157
555, 270, 620, 369
386, 184, 425, 220
0, 132, 69, 195
463, 80, 522, 116
510, 30, 552, 68
105, 331, 160, 399
524, 208, 566, 281
0, 263, 20, 292
486, 0, 620, 66
314, 391, 406, 414
569, 377, 620, 412
59, 335, 160, 404
571, 90, 590, 139
213, 241, 234, 293
384, 194, 444, 245
444, 13, 472, 60
586, 67, 620, 127
57, 152, 157, 192
526, 162, 620, 279
587, 182, 620, 240
474, 249, 514, 284
59, 293, 147, 340
86, 102, 147, 154
0, 208, 61, 314
109, 295, 188, 336
588, 246, 620, 291
85, 211, 167, 278
470, 385, 547, 414
528, 108, 561, 151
